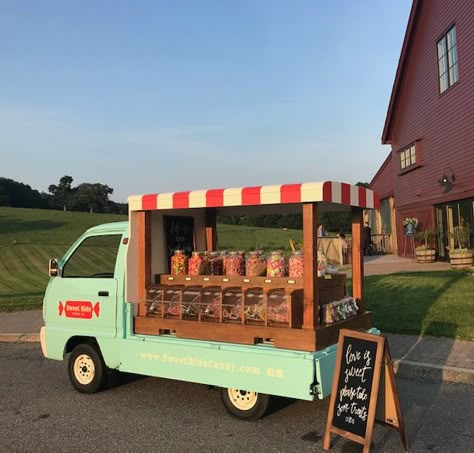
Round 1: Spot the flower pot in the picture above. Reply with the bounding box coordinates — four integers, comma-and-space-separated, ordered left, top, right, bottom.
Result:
449, 251, 474, 268
415, 249, 436, 263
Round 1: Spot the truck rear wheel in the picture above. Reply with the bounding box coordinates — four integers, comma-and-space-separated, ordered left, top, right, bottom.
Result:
68, 344, 107, 394
221, 388, 270, 420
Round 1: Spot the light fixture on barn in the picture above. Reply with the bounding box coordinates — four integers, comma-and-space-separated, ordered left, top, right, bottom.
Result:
438, 167, 455, 193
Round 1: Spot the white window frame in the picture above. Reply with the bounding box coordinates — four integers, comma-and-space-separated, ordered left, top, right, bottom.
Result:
437, 25, 459, 94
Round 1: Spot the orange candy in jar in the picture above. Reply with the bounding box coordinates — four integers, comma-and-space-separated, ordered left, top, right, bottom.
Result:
267, 251, 285, 277
220, 250, 228, 275
208, 251, 223, 275
245, 251, 266, 276
171, 250, 187, 275
226, 251, 243, 276
188, 251, 205, 276
289, 250, 304, 277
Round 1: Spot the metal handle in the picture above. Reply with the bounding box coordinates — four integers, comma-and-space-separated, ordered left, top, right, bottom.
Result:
98, 291, 109, 297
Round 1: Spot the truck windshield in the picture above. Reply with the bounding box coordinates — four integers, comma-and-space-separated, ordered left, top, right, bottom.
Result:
62, 234, 121, 278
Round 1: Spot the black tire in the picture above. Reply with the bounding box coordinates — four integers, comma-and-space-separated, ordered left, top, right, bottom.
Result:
68, 343, 107, 394
220, 388, 270, 421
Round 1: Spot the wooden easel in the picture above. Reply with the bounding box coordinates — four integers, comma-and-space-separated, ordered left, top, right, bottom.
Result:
323, 330, 408, 453
402, 234, 415, 257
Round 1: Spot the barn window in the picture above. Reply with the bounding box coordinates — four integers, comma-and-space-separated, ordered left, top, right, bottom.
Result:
437, 26, 459, 94
400, 144, 416, 170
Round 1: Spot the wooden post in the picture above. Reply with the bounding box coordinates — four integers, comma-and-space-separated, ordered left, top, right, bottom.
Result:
303, 203, 318, 329
351, 207, 364, 311
205, 208, 217, 251
137, 211, 152, 317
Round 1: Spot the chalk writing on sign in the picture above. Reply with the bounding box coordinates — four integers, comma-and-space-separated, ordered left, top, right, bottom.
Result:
332, 337, 378, 438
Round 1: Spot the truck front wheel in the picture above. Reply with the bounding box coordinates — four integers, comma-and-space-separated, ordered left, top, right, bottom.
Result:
68, 344, 107, 394
221, 388, 270, 421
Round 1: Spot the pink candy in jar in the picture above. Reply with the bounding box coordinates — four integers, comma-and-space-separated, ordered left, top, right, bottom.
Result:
267, 251, 285, 277
226, 251, 243, 276
289, 250, 304, 277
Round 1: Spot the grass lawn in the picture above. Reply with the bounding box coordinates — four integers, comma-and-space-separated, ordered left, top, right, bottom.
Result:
1, 208, 473, 342
0, 207, 127, 311
364, 271, 474, 341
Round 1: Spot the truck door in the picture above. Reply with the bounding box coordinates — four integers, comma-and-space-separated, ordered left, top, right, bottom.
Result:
45, 233, 122, 338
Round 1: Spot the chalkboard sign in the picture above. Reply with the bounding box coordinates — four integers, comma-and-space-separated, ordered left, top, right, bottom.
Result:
324, 330, 407, 452
332, 335, 378, 437
164, 216, 195, 270
403, 223, 416, 236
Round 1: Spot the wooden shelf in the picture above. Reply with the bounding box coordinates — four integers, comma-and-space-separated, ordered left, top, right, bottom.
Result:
134, 312, 372, 352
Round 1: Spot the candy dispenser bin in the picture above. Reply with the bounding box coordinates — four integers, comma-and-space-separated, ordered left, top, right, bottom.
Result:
181, 286, 202, 320
199, 286, 222, 322
162, 285, 184, 318
244, 287, 265, 324
145, 285, 166, 317
222, 287, 243, 323
267, 289, 290, 327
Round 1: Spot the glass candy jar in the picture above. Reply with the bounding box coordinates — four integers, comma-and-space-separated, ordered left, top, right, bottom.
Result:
208, 251, 223, 275
267, 250, 285, 277
171, 250, 187, 275
188, 251, 205, 276
226, 251, 243, 276
289, 250, 304, 277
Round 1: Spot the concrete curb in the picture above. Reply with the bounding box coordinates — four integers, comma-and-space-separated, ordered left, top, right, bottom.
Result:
393, 359, 474, 385
0, 333, 40, 343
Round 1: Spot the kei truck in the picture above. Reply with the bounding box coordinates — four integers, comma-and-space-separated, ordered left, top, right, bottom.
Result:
41, 180, 380, 420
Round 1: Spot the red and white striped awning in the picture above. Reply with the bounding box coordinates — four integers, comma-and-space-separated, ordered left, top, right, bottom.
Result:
128, 181, 380, 212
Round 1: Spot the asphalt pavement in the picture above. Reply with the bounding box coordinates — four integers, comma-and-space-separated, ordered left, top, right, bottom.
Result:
2, 342, 473, 452
1, 255, 473, 385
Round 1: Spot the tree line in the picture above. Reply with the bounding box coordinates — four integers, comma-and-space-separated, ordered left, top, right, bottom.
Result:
1, 176, 370, 230
0, 175, 127, 214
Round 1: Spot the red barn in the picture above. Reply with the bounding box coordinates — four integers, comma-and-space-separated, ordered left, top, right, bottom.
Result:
371, 0, 474, 258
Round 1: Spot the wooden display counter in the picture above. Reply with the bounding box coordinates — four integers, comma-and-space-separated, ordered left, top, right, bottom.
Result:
133, 272, 371, 351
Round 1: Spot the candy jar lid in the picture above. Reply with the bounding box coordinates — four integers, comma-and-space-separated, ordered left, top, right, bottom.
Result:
174, 249, 184, 255
292, 250, 303, 256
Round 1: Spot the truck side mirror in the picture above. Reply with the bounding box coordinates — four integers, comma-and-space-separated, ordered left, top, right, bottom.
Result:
49, 258, 60, 277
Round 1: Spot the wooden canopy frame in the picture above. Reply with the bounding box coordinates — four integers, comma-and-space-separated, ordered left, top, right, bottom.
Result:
129, 181, 379, 351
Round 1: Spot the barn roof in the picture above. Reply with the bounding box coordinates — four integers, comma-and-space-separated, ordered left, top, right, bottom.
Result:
382, 0, 421, 144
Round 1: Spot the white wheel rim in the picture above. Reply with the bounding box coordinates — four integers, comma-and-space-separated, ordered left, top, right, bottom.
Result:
74, 354, 95, 385
227, 389, 258, 411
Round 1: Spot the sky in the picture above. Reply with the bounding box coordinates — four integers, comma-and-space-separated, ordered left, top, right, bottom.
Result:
0, 0, 412, 202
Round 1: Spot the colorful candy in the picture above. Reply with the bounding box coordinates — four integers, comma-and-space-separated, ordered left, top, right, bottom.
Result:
188, 252, 205, 276
267, 251, 285, 277
289, 250, 304, 277
245, 251, 267, 277
170, 250, 187, 275
226, 251, 244, 276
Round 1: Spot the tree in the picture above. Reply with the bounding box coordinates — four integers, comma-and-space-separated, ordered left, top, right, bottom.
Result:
0, 177, 49, 208
48, 175, 75, 211
72, 183, 114, 213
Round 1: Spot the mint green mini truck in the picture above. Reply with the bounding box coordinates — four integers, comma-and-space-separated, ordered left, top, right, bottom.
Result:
41, 181, 380, 420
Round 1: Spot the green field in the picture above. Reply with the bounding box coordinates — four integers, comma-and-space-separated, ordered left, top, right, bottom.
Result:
0, 207, 302, 311
1, 207, 473, 341
0, 207, 127, 311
